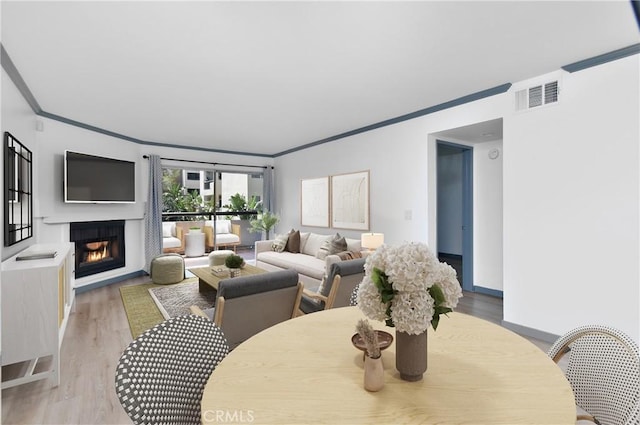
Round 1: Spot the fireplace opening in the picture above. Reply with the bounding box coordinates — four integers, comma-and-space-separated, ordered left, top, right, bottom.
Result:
70, 220, 125, 278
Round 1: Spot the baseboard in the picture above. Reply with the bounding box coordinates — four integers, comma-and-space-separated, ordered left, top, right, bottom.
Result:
501, 320, 560, 344
472, 285, 503, 298
438, 252, 462, 260
75, 270, 147, 294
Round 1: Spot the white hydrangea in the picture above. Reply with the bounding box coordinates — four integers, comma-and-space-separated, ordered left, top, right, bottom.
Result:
357, 241, 463, 334
390, 291, 435, 335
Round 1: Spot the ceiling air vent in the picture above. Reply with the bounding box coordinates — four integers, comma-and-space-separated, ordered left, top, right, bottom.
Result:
515, 80, 559, 111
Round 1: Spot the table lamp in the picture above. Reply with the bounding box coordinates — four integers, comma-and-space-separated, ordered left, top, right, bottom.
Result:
361, 233, 384, 252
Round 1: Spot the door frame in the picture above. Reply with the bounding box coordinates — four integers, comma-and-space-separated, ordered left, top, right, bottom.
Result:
436, 140, 474, 292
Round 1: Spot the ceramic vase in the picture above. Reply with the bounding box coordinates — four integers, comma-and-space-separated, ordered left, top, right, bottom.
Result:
395, 330, 427, 381
363, 355, 384, 392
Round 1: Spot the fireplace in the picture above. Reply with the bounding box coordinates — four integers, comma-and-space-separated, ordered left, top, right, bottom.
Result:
70, 220, 125, 278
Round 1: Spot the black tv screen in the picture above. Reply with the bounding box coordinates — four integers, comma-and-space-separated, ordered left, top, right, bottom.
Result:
64, 151, 135, 203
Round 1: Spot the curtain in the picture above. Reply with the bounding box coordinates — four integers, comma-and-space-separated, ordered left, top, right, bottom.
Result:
263, 166, 274, 213
144, 155, 163, 273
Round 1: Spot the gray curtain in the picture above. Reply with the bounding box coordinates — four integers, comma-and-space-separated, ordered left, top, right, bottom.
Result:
144, 155, 163, 273
263, 166, 274, 212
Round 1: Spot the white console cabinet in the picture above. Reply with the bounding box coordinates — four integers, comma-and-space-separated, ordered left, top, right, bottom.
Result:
1, 243, 75, 389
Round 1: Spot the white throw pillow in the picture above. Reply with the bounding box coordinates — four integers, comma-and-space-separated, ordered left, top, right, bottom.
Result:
271, 233, 289, 253
162, 222, 175, 238
302, 233, 331, 256
216, 220, 231, 234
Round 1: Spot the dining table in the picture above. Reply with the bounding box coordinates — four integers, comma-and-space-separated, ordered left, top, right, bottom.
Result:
201, 306, 575, 424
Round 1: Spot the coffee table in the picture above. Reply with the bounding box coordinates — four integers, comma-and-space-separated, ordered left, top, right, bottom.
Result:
190, 264, 266, 293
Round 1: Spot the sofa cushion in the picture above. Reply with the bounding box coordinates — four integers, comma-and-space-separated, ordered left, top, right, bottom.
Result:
257, 251, 325, 280
302, 233, 331, 256
162, 222, 175, 238
346, 238, 361, 252
271, 233, 289, 253
316, 233, 348, 260
215, 233, 240, 245
162, 236, 182, 249
299, 232, 310, 253
285, 229, 301, 253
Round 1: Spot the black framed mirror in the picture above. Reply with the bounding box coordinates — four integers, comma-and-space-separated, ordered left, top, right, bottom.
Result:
4, 132, 33, 246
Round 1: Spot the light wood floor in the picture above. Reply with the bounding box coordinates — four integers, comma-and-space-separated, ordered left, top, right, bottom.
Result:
1, 276, 552, 424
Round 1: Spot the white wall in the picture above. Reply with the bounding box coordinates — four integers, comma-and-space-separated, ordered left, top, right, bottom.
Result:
1, 69, 38, 260
275, 56, 639, 342
503, 56, 639, 341
473, 139, 503, 291
275, 93, 507, 260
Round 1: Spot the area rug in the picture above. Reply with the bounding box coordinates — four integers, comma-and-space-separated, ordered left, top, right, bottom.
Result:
148, 280, 216, 320
119, 277, 214, 338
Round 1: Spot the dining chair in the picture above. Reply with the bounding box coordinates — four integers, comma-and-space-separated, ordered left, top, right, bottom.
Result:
547, 325, 639, 425
115, 314, 229, 425
349, 283, 360, 306
299, 258, 365, 314
191, 269, 303, 350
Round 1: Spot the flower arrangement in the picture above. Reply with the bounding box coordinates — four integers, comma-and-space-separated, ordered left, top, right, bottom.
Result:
357, 242, 462, 335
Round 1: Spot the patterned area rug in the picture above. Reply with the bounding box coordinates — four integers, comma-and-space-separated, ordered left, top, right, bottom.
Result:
148, 279, 216, 320
119, 277, 215, 338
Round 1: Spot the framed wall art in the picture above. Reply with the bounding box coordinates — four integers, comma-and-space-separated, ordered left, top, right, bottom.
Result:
300, 176, 329, 227
331, 170, 369, 230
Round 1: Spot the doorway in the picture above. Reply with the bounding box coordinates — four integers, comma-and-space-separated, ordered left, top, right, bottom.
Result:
436, 141, 473, 292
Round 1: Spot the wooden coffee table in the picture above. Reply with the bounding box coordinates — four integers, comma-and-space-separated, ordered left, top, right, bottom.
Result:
190, 264, 266, 293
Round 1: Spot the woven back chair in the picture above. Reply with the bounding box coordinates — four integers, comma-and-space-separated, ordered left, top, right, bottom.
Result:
115, 315, 229, 425
349, 284, 360, 306
547, 325, 639, 425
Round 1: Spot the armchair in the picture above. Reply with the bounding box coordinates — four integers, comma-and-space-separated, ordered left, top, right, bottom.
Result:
203, 220, 241, 252
298, 258, 365, 315
161, 222, 185, 254
191, 269, 303, 350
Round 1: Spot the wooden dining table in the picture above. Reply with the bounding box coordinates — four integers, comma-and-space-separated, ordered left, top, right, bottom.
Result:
201, 306, 575, 424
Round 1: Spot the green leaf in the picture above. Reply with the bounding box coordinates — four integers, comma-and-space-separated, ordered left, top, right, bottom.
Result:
431, 314, 441, 331
428, 284, 446, 306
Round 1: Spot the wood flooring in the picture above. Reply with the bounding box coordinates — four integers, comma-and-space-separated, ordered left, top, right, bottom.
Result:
1, 268, 552, 424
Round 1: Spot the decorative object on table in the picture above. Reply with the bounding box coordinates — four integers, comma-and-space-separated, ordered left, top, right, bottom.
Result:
189, 226, 201, 233
224, 254, 245, 278
356, 319, 384, 392
351, 330, 393, 353
249, 210, 280, 240
357, 242, 463, 381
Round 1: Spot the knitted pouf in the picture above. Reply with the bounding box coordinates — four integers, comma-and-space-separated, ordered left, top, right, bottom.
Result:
150, 254, 185, 285
208, 250, 235, 267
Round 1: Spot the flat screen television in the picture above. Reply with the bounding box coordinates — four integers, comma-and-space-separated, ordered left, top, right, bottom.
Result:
64, 151, 135, 203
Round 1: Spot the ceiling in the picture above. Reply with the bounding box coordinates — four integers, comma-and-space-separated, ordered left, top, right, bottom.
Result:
1, 1, 638, 157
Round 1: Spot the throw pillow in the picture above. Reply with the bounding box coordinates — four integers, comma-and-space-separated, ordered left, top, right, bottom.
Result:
285, 229, 301, 253
316, 233, 348, 260
271, 233, 289, 253
162, 222, 174, 238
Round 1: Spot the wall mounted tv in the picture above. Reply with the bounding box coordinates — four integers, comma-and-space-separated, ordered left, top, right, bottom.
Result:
64, 151, 136, 203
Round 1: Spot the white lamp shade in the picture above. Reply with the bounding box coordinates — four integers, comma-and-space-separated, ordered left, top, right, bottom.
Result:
361, 233, 384, 250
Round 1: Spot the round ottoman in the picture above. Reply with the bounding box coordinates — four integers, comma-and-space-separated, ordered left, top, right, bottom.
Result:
208, 250, 235, 267
150, 254, 185, 285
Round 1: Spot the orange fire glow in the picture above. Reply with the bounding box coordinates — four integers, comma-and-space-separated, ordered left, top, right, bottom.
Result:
86, 242, 110, 263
